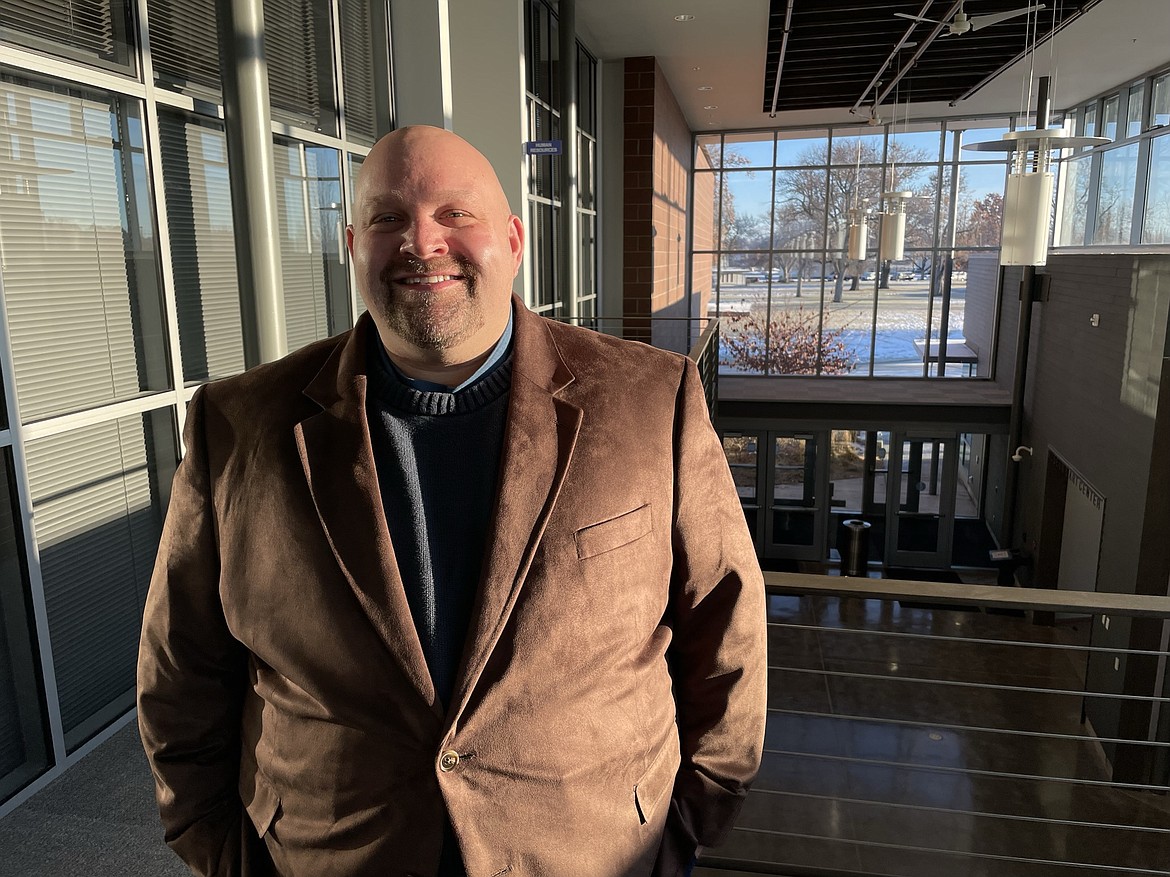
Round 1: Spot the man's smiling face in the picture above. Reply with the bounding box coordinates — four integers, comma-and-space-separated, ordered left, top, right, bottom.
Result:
347, 126, 524, 367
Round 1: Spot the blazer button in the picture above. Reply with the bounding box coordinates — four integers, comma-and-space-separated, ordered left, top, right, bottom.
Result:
439, 749, 460, 772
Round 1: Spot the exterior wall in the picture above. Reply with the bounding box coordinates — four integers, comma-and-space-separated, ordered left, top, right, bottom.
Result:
622, 57, 692, 352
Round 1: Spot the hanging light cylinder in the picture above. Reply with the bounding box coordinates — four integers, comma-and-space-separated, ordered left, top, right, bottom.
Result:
879, 191, 912, 261
846, 206, 868, 260
963, 77, 1108, 266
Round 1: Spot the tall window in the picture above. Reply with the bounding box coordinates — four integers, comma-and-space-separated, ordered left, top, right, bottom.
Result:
0, 75, 168, 420
0, 0, 135, 72
523, 0, 597, 319
0, 0, 392, 806
695, 120, 1008, 378
1054, 67, 1170, 248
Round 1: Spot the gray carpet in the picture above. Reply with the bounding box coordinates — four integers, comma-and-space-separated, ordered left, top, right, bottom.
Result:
0, 720, 187, 876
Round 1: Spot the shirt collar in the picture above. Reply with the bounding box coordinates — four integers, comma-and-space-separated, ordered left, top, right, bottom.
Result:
377, 304, 514, 393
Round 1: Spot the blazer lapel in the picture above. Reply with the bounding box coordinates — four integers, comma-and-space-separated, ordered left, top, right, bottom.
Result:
450, 302, 582, 719
294, 317, 440, 715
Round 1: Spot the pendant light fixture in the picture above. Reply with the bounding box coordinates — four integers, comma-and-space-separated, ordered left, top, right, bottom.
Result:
878, 67, 918, 262
845, 136, 869, 261
961, 6, 1107, 265
878, 191, 913, 261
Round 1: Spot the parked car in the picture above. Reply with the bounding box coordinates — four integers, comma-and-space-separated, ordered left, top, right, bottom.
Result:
860, 271, 875, 281
897, 271, 916, 281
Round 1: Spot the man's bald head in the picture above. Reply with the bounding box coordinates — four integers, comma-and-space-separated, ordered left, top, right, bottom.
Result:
346, 126, 524, 385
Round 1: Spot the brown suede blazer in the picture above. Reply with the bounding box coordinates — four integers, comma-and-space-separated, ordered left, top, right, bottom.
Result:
137, 300, 767, 877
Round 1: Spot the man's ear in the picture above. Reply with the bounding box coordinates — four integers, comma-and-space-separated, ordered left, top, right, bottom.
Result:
345, 225, 356, 259
507, 214, 525, 278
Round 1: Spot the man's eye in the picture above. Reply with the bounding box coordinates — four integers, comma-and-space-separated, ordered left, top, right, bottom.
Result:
445, 211, 470, 219
372, 214, 400, 223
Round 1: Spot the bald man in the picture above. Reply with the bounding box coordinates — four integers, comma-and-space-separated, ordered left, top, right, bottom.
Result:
138, 126, 766, 877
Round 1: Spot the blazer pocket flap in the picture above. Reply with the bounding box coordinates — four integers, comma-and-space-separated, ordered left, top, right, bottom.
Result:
242, 772, 281, 837
575, 503, 652, 560
633, 742, 678, 826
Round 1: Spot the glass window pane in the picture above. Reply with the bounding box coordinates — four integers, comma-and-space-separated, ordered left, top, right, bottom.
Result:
954, 163, 1007, 248
723, 435, 758, 503
1083, 103, 1098, 139
264, 0, 337, 135
147, 0, 222, 102
0, 0, 135, 72
0, 449, 50, 801
723, 132, 775, 168
696, 134, 721, 170
1102, 94, 1120, 141
528, 200, 557, 310
774, 167, 827, 251
775, 132, 827, 167
577, 133, 594, 210
693, 171, 719, 251
873, 251, 930, 377
1057, 153, 1092, 246
1153, 75, 1170, 128
0, 75, 169, 422
829, 430, 865, 514
274, 139, 349, 349
158, 110, 245, 384
692, 253, 717, 319
1093, 143, 1139, 245
832, 131, 884, 166
576, 46, 595, 135
1142, 134, 1170, 244
578, 212, 595, 302
26, 409, 179, 751
721, 170, 773, 251
771, 435, 816, 546
339, 0, 383, 145
1126, 83, 1145, 138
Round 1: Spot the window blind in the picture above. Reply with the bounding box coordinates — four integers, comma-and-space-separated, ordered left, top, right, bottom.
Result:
0, 81, 147, 422
25, 413, 170, 750
264, 0, 328, 132
0, 0, 123, 67
274, 140, 332, 350
146, 0, 221, 98
158, 111, 246, 383
339, 0, 376, 144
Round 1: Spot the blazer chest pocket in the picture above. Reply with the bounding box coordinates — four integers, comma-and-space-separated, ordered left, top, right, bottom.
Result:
575, 503, 652, 560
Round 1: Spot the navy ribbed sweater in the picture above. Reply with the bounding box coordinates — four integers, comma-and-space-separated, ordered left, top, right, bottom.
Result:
365, 344, 512, 708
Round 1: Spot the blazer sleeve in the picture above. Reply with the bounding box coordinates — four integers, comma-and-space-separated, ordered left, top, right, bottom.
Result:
657, 357, 768, 871
137, 387, 263, 877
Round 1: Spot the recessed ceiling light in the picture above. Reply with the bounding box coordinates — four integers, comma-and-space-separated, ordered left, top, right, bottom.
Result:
692, 66, 702, 71
674, 14, 695, 22
698, 86, 713, 91
703, 105, 718, 110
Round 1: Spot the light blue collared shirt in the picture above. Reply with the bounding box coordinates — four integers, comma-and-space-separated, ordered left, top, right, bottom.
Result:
378, 305, 514, 393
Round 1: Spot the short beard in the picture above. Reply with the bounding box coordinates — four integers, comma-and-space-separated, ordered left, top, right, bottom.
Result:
375, 256, 482, 351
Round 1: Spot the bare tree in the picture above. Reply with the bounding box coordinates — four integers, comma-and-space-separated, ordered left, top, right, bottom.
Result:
721, 311, 855, 376
775, 137, 931, 302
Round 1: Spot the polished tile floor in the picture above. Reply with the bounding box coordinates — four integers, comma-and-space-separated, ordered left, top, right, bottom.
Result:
698, 584, 1170, 877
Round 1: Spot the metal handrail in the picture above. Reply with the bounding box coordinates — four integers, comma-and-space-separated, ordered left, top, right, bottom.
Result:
701, 570, 1170, 877
764, 570, 1170, 618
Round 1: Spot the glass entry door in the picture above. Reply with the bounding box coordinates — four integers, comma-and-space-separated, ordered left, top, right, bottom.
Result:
764, 432, 827, 561
885, 433, 958, 568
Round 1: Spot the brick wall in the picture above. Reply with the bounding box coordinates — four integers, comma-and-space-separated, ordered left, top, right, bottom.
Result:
622, 57, 694, 351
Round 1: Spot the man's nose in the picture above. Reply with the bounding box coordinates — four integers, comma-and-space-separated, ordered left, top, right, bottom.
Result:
399, 217, 449, 258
